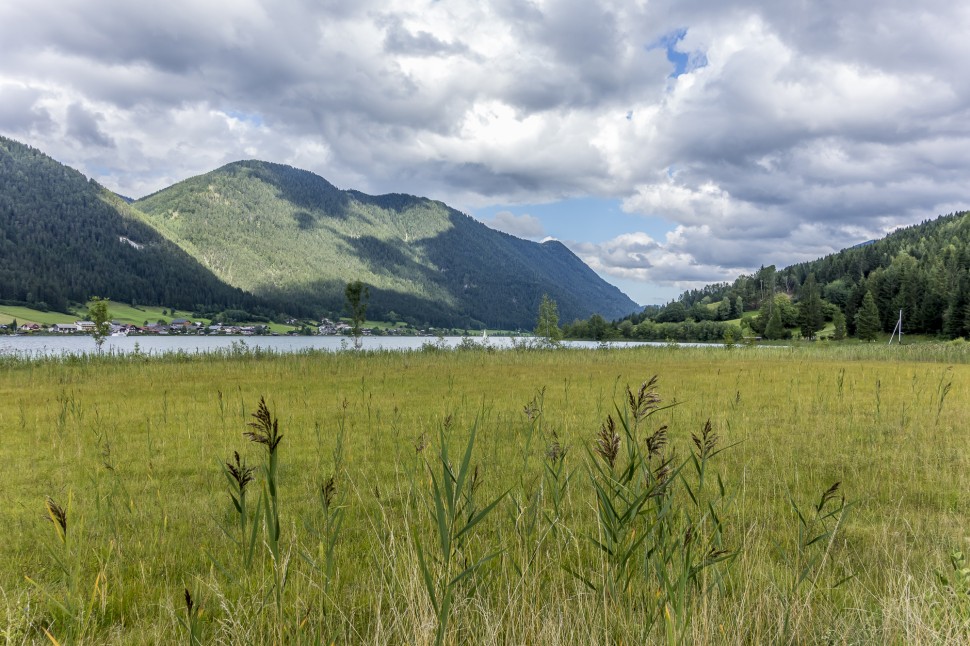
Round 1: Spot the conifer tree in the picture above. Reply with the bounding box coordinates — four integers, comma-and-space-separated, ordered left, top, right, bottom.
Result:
832, 308, 847, 340
797, 273, 825, 340
855, 291, 881, 342
764, 306, 785, 340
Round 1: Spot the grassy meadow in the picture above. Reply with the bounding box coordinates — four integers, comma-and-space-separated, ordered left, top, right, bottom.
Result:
1, 344, 968, 643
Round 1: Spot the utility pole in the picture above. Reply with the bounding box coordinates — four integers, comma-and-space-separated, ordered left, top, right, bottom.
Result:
888, 309, 903, 345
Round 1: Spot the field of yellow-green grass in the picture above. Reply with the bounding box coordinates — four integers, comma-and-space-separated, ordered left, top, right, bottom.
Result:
0, 343, 968, 644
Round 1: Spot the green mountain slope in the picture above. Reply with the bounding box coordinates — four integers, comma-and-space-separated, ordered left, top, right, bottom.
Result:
0, 136, 262, 313
646, 211, 970, 339
135, 161, 637, 328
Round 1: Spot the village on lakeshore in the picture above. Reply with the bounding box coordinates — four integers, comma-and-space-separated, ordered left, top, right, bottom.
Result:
0, 316, 479, 338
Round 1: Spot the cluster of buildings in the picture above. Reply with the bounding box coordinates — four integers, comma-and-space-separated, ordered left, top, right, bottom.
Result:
4, 317, 414, 337
8, 319, 267, 336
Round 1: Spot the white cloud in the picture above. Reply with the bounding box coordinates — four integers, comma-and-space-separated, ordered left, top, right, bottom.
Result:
1, 0, 969, 290
484, 211, 545, 238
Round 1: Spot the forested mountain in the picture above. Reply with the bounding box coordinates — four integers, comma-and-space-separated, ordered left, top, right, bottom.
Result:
634, 210, 970, 339
0, 137, 263, 314
135, 161, 637, 328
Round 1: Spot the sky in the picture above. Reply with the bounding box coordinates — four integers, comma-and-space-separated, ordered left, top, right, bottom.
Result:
2, 1, 970, 305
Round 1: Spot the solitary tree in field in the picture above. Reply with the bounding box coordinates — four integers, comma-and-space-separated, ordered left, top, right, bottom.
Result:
534, 294, 563, 345
344, 280, 369, 349
88, 297, 111, 352
855, 291, 881, 342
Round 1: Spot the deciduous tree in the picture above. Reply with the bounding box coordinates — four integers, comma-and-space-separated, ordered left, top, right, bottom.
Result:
344, 280, 369, 349
534, 294, 562, 344
88, 297, 111, 352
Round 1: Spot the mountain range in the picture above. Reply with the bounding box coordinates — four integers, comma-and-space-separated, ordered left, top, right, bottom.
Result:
0, 136, 637, 328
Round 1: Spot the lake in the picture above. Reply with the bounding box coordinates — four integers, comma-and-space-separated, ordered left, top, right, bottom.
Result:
0, 334, 720, 357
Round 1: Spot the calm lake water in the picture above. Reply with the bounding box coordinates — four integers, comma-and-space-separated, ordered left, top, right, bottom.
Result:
0, 334, 718, 358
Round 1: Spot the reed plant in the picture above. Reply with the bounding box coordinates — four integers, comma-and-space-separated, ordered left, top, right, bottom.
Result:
415, 419, 507, 646
26, 495, 112, 644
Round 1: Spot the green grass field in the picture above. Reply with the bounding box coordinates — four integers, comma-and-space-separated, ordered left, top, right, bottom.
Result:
0, 302, 202, 328
0, 305, 77, 326
0, 345, 968, 643
0, 301, 304, 334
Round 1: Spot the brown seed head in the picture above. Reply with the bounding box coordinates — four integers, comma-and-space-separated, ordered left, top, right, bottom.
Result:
45, 497, 68, 541
627, 376, 662, 422
595, 415, 620, 469
816, 482, 843, 513
322, 475, 337, 508
226, 451, 255, 492
691, 419, 718, 459
546, 431, 566, 462
645, 425, 668, 459
245, 397, 283, 453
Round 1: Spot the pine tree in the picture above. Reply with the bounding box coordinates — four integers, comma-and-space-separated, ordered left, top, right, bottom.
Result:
855, 291, 881, 342
832, 308, 847, 340
797, 273, 825, 340
764, 306, 785, 340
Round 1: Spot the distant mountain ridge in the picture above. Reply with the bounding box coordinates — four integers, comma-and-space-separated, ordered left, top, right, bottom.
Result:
134, 160, 638, 328
0, 137, 637, 327
0, 136, 261, 314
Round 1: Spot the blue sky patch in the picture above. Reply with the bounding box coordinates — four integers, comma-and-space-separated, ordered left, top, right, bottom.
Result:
648, 28, 706, 78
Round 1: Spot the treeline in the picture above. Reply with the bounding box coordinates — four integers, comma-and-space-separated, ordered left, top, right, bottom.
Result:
0, 137, 269, 315
563, 314, 741, 343
568, 210, 970, 342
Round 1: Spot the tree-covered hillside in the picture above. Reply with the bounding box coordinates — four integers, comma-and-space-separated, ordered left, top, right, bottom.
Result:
136, 161, 637, 328
0, 137, 263, 314
619, 210, 970, 340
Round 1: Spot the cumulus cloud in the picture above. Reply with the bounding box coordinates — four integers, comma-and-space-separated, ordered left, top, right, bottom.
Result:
65, 103, 114, 148
571, 231, 746, 289
1, 0, 969, 292
0, 84, 55, 134
484, 211, 545, 238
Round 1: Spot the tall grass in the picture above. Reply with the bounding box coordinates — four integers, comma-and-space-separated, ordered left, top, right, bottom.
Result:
0, 345, 967, 642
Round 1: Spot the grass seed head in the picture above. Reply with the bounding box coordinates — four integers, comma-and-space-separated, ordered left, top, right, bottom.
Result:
816, 481, 843, 513
653, 455, 674, 489
646, 425, 668, 459
691, 419, 718, 459
225, 451, 255, 492
414, 432, 427, 454
627, 375, 662, 422
546, 430, 566, 462
322, 476, 336, 508
595, 415, 620, 469
245, 396, 282, 453
44, 497, 67, 543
